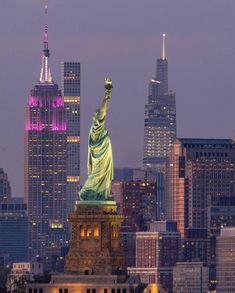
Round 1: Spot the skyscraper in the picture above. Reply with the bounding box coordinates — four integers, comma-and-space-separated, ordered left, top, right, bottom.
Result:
165, 138, 235, 237
143, 34, 176, 171
216, 227, 235, 292
24, 12, 67, 259
0, 169, 11, 203
165, 138, 235, 283
61, 62, 80, 214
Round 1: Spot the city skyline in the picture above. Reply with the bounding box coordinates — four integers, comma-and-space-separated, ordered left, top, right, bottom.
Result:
1, 1, 235, 195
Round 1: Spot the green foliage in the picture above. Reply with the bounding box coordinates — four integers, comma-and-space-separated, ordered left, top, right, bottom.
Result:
13, 276, 26, 293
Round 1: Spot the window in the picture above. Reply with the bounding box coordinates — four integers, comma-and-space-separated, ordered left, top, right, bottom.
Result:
122, 289, 126, 293
64, 290, 68, 293
104, 289, 108, 293
87, 289, 91, 293
112, 289, 115, 293
80, 225, 85, 237
87, 225, 92, 237
117, 289, 121, 293
59, 289, 63, 293
92, 289, 96, 293
94, 224, 99, 237
29, 289, 32, 293
39, 289, 43, 293
34, 289, 38, 293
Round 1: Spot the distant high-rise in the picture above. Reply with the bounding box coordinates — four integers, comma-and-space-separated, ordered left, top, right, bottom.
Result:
24, 11, 67, 258
0, 169, 11, 203
61, 62, 80, 214
0, 202, 28, 262
173, 262, 209, 293
165, 138, 235, 282
128, 221, 180, 292
216, 227, 235, 292
121, 180, 157, 231
143, 34, 176, 171
165, 138, 235, 237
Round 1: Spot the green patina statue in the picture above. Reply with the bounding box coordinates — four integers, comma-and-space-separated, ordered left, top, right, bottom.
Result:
79, 79, 114, 201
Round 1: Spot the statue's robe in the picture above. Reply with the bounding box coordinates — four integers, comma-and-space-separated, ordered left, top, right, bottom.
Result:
79, 109, 113, 201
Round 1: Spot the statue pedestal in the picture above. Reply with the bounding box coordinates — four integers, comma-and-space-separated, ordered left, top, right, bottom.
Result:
65, 201, 125, 275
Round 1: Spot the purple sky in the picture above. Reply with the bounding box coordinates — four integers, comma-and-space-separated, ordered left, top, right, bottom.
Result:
1, 1, 235, 196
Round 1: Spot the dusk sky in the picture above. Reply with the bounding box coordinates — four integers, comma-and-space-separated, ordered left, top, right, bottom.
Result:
1, 1, 235, 196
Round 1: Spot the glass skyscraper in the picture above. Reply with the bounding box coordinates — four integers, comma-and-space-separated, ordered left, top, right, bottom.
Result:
61, 62, 80, 214
143, 34, 176, 171
24, 18, 67, 258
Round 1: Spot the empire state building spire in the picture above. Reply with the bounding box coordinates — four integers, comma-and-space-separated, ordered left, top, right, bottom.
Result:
39, 5, 53, 83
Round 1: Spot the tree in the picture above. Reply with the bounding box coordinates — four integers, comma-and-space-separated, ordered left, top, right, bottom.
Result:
13, 276, 26, 293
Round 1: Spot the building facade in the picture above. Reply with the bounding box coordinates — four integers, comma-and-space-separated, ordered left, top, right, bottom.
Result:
0, 169, 11, 203
143, 34, 176, 171
0, 203, 28, 262
165, 138, 235, 287
216, 227, 235, 292
61, 62, 81, 214
165, 138, 235, 237
129, 222, 180, 293
24, 20, 67, 259
173, 262, 208, 293
121, 180, 157, 231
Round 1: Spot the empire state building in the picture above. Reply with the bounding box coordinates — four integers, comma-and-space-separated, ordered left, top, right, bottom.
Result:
24, 11, 67, 259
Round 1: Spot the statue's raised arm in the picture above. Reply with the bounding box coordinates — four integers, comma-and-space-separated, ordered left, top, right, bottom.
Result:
79, 79, 114, 202
98, 78, 113, 120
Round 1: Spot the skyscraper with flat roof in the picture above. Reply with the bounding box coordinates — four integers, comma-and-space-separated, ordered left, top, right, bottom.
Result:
165, 138, 235, 286
61, 62, 80, 214
165, 138, 235, 237
24, 12, 67, 258
143, 34, 176, 171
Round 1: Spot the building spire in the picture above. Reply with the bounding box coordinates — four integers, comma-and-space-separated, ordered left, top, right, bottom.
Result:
39, 5, 53, 83
162, 33, 166, 60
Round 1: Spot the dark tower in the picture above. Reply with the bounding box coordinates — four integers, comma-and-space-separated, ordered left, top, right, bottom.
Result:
143, 34, 176, 170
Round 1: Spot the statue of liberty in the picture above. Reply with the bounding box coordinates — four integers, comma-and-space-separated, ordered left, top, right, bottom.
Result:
79, 79, 114, 201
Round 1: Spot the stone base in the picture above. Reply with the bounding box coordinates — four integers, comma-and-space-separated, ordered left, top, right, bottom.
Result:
26, 274, 135, 293
65, 202, 125, 275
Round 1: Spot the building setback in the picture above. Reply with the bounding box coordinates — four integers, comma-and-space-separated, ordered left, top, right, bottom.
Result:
61, 62, 81, 214
24, 16, 67, 259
